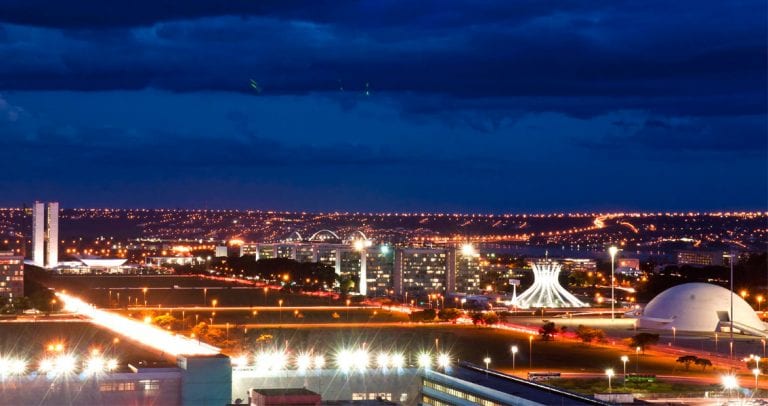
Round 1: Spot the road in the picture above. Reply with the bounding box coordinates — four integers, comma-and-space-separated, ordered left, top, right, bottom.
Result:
553, 371, 768, 390
115, 305, 381, 311
210, 321, 424, 329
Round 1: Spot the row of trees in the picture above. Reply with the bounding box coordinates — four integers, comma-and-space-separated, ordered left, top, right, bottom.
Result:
676, 355, 712, 370
408, 308, 502, 324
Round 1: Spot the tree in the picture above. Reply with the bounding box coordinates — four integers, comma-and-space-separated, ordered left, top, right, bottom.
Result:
629, 333, 659, 353
695, 358, 712, 370
409, 309, 436, 322
676, 355, 698, 370
482, 311, 500, 325
438, 308, 462, 322
471, 312, 484, 325
575, 325, 606, 344
152, 314, 180, 330
539, 322, 557, 341
745, 358, 768, 373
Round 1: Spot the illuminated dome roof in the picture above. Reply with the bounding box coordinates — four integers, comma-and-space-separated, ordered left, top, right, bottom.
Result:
638, 283, 766, 335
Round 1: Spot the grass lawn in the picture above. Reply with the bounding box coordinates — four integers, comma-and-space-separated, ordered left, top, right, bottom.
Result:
548, 378, 720, 395
46, 275, 345, 307
122, 307, 410, 325
208, 325, 718, 376
197, 325, 728, 394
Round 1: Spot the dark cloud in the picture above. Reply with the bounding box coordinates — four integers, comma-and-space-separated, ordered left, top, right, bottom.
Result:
0, 1, 764, 120
0, 1, 764, 210
579, 115, 768, 153
0, 1, 598, 30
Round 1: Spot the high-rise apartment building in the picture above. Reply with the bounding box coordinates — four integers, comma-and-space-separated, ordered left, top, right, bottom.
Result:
393, 247, 450, 299
366, 245, 394, 297
31, 201, 59, 268
454, 246, 482, 295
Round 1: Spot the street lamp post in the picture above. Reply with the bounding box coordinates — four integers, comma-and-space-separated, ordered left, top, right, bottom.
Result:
483, 357, 491, 377
605, 368, 614, 393
529, 335, 534, 370
729, 251, 734, 360
672, 327, 676, 345
511, 345, 518, 373
754, 368, 760, 393
142, 287, 148, 306
621, 355, 629, 380
279, 299, 284, 323
722, 374, 737, 401
203, 288, 208, 305
609, 246, 618, 320
635, 346, 640, 373
346, 299, 351, 321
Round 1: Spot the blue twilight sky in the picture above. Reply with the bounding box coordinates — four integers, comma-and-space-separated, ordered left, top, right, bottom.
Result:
0, 1, 765, 212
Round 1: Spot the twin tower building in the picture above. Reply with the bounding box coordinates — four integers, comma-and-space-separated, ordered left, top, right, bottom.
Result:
32, 201, 59, 268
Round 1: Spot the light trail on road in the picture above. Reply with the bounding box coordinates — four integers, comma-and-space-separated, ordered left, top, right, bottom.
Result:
56, 292, 220, 357
122, 305, 377, 311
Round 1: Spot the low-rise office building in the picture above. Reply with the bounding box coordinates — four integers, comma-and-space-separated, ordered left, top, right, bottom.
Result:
0, 251, 23, 301
421, 363, 607, 406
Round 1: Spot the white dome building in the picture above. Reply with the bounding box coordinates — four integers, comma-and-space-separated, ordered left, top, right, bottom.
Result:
637, 283, 767, 336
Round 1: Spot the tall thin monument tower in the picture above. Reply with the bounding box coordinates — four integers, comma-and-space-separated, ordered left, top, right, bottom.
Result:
31, 202, 45, 267
31, 201, 59, 268
46, 202, 59, 267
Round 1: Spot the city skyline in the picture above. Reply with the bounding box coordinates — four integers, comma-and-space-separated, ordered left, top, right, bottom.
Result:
1, 3, 767, 405
0, 1, 765, 211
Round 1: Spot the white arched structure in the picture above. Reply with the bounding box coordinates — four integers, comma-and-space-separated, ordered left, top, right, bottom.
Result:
345, 230, 368, 242
308, 229, 341, 242
284, 231, 303, 242
513, 260, 588, 308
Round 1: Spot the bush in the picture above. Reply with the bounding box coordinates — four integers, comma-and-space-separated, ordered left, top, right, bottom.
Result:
482, 311, 500, 325
409, 309, 437, 322
437, 308, 462, 321
575, 325, 606, 344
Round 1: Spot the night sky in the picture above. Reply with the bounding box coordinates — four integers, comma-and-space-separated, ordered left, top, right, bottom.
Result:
0, 1, 765, 212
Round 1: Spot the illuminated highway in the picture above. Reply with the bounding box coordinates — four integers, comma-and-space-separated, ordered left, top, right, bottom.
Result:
56, 292, 220, 356
120, 305, 380, 311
